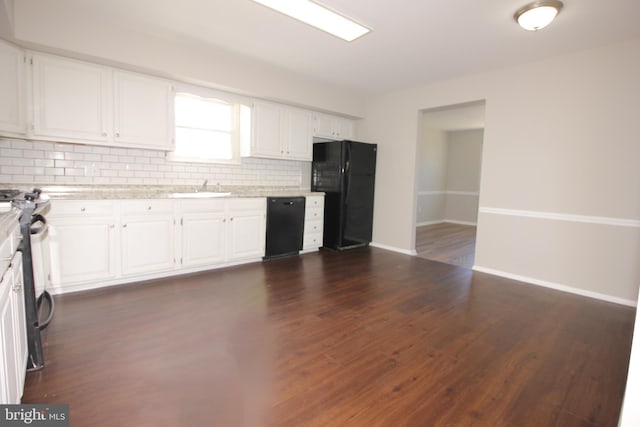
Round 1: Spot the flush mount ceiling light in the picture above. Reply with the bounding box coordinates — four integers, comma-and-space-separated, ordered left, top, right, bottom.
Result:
250, 0, 370, 42
514, 0, 563, 31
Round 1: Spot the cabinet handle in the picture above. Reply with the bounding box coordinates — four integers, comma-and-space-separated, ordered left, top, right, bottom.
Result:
230, 217, 234, 221
80, 207, 86, 212
123, 224, 128, 228
109, 224, 115, 229
147, 206, 152, 211
223, 219, 226, 223
102, 132, 107, 137
116, 132, 120, 138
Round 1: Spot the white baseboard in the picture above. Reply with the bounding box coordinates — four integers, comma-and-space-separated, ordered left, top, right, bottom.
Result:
48, 257, 264, 295
416, 220, 477, 227
472, 265, 637, 307
444, 220, 477, 226
416, 220, 445, 227
370, 242, 418, 256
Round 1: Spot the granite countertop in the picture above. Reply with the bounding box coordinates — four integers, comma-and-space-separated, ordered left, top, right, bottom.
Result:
0, 184, 324, 201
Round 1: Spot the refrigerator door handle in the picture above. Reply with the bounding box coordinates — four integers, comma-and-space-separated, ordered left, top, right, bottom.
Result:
344, 142, 352, 205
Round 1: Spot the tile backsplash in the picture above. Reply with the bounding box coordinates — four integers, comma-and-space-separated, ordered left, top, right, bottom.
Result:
0, 138, 307, 188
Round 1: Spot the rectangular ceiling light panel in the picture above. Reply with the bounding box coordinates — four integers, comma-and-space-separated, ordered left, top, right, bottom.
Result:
251, 0, 370, 42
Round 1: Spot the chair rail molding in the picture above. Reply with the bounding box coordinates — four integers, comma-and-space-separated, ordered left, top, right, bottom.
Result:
479, 207, 640, 228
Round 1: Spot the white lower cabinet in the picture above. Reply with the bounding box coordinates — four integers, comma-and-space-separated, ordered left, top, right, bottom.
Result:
120, 200, 176, 276
303, 196, 325, 251
179, 200, 227, 267
226, 199, 266, 261
10, 253, 27, 398
178, 198, 265, 266
48, 197, 267, 292
48, 201, 117, 291
1, 223, 26, 404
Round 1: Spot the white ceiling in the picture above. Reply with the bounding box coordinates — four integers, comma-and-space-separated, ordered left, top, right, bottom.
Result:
11, 0, 640, 95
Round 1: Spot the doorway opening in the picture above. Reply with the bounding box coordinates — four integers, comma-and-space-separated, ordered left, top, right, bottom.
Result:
415, 100, 485, 268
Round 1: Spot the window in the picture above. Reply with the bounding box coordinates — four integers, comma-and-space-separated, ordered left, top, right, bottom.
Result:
170, 90, 251, 164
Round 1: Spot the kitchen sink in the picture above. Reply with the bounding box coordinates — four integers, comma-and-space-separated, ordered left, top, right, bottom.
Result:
169, 192, 231, 198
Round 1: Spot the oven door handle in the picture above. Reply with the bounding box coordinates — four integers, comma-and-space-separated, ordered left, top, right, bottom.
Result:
37, 290, 55, 330
30, 214, 47, 235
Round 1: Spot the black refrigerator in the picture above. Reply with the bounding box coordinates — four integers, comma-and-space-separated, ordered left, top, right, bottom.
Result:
311, 140, 377, 250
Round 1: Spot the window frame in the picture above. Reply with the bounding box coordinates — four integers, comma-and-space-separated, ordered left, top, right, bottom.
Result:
168, 84, 250, 165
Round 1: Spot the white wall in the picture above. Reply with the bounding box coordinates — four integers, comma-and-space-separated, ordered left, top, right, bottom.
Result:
360, 38, 640, 303
444, 129, 482, 224
9, 0, 364, 118
0, 0, 14, 39
416, 128, 483, 226
416, 126, 447, 225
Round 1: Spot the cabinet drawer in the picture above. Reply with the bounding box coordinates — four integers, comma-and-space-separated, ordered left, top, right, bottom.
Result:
48, 200, 116, 217
306, 196, 324, 209
303, 233, 323, 249
305, 206, 324, 221
179, 199, 226, 214
227, 198, 265, 212
304, 220, 323, 236
120, 199, 174, 215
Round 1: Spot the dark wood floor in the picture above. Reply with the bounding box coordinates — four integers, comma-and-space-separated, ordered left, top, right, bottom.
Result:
23, 247, 634, 426
416, 223, 477, 268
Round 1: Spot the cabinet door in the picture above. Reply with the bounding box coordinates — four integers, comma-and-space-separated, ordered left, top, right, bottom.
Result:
10, 253, 26, 397
227, 210, 265, 261
335, 117, 355, 140
286, 108, 313, 160
31, 54, 110, 143
0, 266, 18, 404
312, 113, 336, 139
48, 217, 117, 289
121, 214, 175, 276
113, 71, 174, 150
0, 41, 26, 135
251, 101, 283, 158
181, 212, 226, 267
227, 198, 267, 261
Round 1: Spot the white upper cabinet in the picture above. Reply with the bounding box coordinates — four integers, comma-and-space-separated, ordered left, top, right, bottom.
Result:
312, 112, 355, 141
285, 107, 313, 160
29, 52, 173, 150
113, 70, 174, 150
246, 100, 313, 161
31, 53, 111, 143
0, 41, 26, 136
250, 101, 283, 158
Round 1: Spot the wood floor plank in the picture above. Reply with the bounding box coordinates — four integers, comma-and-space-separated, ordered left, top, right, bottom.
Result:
22, 247, 634, 426
416, 222, 477, 268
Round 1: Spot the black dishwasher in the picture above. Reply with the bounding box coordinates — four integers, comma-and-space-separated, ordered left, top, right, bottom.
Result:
264, 197, 306, 259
